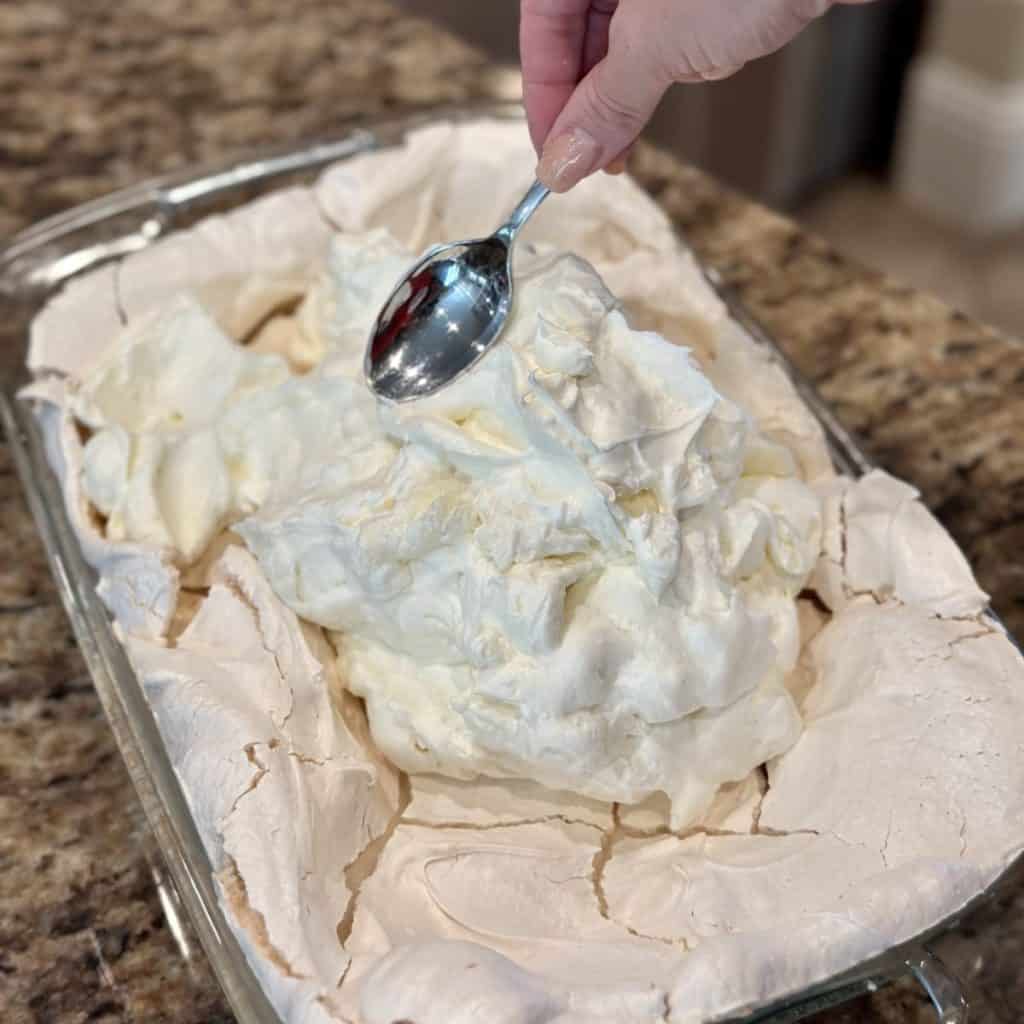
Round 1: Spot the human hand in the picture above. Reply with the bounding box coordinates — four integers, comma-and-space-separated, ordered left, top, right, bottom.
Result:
521, 0, 876, 191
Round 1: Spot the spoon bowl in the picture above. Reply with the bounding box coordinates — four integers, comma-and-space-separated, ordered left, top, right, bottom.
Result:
365, 180, 550, 403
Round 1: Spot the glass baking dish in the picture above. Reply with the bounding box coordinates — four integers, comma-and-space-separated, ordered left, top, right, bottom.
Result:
2, 103, 1018, 1024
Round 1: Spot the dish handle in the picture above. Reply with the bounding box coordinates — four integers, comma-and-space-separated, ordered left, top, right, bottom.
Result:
906, 949, 968, 1023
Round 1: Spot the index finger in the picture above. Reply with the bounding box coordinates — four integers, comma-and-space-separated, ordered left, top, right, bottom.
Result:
520, 0, 592, 151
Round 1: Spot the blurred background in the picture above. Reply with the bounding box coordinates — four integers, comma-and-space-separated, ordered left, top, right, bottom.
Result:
401, 0, 1024, 341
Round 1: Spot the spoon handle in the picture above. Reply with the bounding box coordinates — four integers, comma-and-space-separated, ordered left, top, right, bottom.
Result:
497, 180, 551, 243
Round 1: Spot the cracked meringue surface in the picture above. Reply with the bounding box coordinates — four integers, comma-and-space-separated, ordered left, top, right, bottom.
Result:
23, 119, 1024, 1024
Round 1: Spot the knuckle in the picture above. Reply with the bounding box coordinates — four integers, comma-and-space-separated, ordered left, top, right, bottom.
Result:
663, 53, 699, 85
657, 31, 710, 83
585, 72, 645, 130
794, 0, 832, 17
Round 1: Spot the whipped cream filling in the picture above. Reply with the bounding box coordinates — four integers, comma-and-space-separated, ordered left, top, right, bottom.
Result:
58, 201, 824, 828
241, 241, 819, 825
72, 301, 380, 565
23, 119, 1024, 1024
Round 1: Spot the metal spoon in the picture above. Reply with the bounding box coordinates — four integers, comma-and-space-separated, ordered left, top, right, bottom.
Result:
364, 180, 550, 403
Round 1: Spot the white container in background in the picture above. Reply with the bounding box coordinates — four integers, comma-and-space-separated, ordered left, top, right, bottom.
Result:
896, 54, 1024, 234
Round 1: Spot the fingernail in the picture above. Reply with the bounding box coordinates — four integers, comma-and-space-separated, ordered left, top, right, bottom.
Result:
604, 154, 628, 176
537, 128, 601, 192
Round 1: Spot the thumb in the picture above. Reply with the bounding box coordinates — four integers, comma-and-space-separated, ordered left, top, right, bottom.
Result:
536, 12, 669, 192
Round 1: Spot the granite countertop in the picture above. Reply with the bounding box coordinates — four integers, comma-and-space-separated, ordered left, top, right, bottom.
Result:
1, 2, 1022, 1022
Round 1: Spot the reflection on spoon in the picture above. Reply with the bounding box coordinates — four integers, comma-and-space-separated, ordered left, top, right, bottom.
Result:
364, 180, 550, 403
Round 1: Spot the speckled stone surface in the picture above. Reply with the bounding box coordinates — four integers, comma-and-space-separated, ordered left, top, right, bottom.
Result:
1, 2, 1022, 1022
